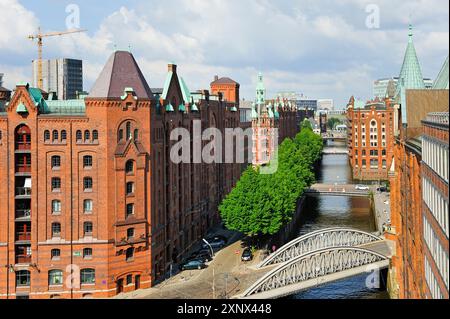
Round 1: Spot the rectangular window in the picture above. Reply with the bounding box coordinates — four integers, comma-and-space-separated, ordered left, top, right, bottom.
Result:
51, 178, 61, 191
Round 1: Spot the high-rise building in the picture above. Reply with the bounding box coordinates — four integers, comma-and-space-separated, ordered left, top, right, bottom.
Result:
0, 73, 4, 87
32, 58, 83, 100
317, 99, 334, 111
373, 76, 433, 99
0, 51, 248, 299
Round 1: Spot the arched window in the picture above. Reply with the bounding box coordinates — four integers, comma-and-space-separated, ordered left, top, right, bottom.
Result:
52, 200, 61, 214
51, 155, 61, 169
52, 130, 59, 141
76, 130, 82, 141
48, 269, 63, 286
83, 222, 93, 236
51, 177, 61, 191
16, 270, 30, 287
126, 182, 134, 195
83, 155, 93, 168
83, 248, 93, 259
44, 130, 50, 141
92, 130, 98, 141
80, 268, 95, 284
83, 177, 93, 190
125, 160, 134, 174
84, 130, 90, 142
126, 203, 134, 218
118, 129, 124, 142
52, 222, 61, 237
134, 129, 139, 141
126, 122, 131, 140
127, 228, 135, 239
83, 199, 93, 213
51, 249, 61, 260
126, 247, 134, 261
61, 130, 67, 142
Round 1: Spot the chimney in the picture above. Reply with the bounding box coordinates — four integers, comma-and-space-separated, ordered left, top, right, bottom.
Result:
214, 75, 219, 82
168, 63, 177, 73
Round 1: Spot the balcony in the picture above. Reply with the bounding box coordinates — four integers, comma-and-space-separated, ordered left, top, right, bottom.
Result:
15, 209, 31, 221
16, 187, 31, 197
425, 112, 449, 125
15, 255, 32, 264
15, 142, 31, 151
16, 164, 31, 173
15, 231, 31, 242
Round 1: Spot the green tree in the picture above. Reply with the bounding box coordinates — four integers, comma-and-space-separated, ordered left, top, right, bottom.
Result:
219, 125, 323, 237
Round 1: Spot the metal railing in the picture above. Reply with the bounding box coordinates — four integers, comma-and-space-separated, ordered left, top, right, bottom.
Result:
15, 209, 31, 219
425, 112, 449, 125
16, 187, 31, 196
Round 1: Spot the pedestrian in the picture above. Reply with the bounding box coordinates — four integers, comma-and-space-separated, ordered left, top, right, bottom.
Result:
272, 245, 276, 252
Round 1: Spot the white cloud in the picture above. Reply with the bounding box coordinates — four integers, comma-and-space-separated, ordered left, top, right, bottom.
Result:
0, 0, 448, 107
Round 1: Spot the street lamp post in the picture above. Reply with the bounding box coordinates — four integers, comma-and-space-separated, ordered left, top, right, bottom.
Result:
202, 238, 214, 258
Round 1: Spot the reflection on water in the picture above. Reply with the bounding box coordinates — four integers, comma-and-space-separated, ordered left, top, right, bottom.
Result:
290, 140, 389, 299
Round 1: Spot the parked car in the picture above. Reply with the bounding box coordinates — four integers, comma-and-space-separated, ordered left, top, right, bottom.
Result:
190, 251, 213, 262
202, 239, 226, 250
179, 259, 206, 271
241, 248, 253, 262
206, 235, 228, 244
355, 184, 370, 190
377, 186, 388, 192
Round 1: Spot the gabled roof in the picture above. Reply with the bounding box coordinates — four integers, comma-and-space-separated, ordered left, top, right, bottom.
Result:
433, 55, 449, 90
210, 77, 238, 85
0, 86, 10, 92
89, 51, 153, 99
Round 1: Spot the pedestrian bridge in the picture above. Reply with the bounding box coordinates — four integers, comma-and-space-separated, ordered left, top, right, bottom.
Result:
235, 228, 392, 299
304, 183, 371, 197
322, 148, 349, 155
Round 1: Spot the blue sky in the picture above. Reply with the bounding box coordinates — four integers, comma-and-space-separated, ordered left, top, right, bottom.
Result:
0, 0, 448, 107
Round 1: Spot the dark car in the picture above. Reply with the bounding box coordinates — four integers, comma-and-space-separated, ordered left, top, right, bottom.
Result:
377, 186, 388, 192
190, 251, 213, 262
202, 239, 226, 250
179, 259, 206, 271
241, 248, 253, 262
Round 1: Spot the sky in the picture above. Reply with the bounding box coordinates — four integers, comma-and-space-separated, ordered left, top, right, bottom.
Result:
0, 0, 448, 108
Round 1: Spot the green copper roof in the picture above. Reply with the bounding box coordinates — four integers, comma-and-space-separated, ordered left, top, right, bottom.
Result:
396, 25, 427, 124
251, 103, 258, 119
433, 55, 449, 89
28, 87, 48, 112
166, 103, 174, 112
161, 71, 173, 100
16, 102, 28, 114
178, 103, 186, 113
190, 102, 199, 112
178, 77, 191, 103
45, 99, 86, 115
255, 72, 266, 105
230, 106, 237, 112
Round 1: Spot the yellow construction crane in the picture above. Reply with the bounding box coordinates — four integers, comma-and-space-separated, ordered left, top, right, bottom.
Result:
28, 27, 87, 90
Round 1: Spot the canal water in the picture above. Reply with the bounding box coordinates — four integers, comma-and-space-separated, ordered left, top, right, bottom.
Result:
290, 141, 389, 299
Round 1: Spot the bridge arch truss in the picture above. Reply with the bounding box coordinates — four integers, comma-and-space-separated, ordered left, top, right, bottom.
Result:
258, 227, 382, 268
243, 247, 387, 298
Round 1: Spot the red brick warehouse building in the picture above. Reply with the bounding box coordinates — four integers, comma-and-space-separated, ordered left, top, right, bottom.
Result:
347, 96, 395, 181
0, 51, 256, 299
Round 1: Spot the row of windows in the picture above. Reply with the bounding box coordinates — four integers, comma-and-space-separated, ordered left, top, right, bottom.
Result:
422, 137, 449, 183
51, 177, 93, 191
51, 248, 92, 260
423, 216, 449, 291
424, 254, 444, 299
45, 130, 99, 143
50, 222, 93, 237
16, 269, 95, 287
52, 199, 93, 214
422, 177, 449, 237
51, 155, 93, 169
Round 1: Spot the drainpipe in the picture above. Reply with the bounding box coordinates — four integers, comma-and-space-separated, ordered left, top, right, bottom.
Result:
70, 122, 74, 299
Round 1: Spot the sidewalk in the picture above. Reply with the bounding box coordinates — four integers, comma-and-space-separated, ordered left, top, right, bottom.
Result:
372, 190, 391, 234
114, 228, 261, 299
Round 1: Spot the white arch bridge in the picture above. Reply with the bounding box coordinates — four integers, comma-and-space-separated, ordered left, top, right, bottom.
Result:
235, 228, 392, 299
